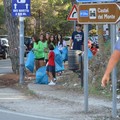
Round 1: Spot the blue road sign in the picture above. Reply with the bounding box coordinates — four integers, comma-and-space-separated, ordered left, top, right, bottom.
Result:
80, 10, 89, 17
12, 0, 30, 17
76, 0, 116, 2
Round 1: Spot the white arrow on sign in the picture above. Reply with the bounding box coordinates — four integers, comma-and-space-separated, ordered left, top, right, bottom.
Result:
25, 4, 29, 9
14, 3, 17, 9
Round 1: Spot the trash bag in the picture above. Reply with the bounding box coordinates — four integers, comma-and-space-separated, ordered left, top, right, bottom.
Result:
25, 51, 35, 73
61, 47, 68, 61
55, 54, 63, 67
54, 46, 63, 67
55, 62, 64, 72
82, 49, 93, 60
88, 48, 93, 60
54, 46, 60, 55
36, 66, 48, 84
54, 46, 65, 72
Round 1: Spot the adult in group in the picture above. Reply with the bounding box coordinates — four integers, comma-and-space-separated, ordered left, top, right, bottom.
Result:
49, 34, 57, 80
56, 34, 67, 76
44, 32, 50, 64
46, 32, 50, 41
70, 24, 84, 51
57, 34, 67, 53
101, 39, 120, 87
48, 34, 56, 48
32, 34, 43, 71
38, 33, 46, 67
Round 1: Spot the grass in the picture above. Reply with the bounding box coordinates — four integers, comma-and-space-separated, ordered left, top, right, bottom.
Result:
88, 78, 112, 100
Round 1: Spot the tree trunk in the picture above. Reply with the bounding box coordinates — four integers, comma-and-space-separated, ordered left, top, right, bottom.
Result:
3, 0, 19, 74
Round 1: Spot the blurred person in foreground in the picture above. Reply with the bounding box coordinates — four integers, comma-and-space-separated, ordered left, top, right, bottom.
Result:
101, 38, 120, 87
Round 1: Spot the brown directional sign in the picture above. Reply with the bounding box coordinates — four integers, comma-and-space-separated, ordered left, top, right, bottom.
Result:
78, 3, 120, 24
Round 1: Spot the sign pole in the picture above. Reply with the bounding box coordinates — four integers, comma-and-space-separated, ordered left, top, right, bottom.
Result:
12, 0, 30, 84
19, 17, 25, 84
84, 24, 89, 113
110, 24, 117, 118
74, 21, 76, 31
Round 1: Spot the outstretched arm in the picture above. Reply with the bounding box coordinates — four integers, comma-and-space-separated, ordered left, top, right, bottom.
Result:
101, 50, 120, 87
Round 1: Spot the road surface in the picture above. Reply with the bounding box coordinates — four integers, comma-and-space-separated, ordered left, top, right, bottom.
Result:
0, 109, 60, 120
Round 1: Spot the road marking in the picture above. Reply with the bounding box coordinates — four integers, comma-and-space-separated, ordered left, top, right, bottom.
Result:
0, 109, 61, 120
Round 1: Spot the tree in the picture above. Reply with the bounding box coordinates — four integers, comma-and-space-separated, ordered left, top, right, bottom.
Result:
29, 0, 73, 34
0, 0, 6, 34
3, 0, 19, 74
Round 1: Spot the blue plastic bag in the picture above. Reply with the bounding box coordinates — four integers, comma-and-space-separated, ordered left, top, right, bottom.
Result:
55, 62, 64, 72
88, 48, 93, 60
25, 51, 35, 73
36, 66, 48, 84
54, 46, 60, 55
61, 47, 68, 61
54, 47, 63, 67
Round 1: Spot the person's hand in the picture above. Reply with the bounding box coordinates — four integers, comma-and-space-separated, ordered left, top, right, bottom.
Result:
101, 74, 110, 87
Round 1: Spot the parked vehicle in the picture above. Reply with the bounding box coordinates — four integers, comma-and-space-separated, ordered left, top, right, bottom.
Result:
0, 38, 9, 59
0, 35, 32, 57
0, 35, 8, 39
24, 36, 32, 57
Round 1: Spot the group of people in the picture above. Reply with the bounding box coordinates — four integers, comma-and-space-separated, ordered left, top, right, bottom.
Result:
27, 22, 119, 88
28, 23, 85, 85
30, 32, 67, 85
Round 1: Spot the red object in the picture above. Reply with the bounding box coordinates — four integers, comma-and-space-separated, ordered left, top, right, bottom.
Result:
48, 51, 55, 66
91, 47, 98, 55
88, 40, 92, 48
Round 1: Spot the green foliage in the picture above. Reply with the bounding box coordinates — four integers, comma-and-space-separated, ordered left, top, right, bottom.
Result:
0, 3, 6, 34
1, 0, 74, 35
27, 0, 73, 35
0, 4, 5, 26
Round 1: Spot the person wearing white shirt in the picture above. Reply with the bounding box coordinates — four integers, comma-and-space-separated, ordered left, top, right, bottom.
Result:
57, 34, 67, 52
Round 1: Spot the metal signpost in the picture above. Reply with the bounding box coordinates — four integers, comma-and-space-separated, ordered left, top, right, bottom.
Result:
12, 0, 31, 84
110, 24, 117, 118
77, 1, 120, 118
84, 25, 89, 113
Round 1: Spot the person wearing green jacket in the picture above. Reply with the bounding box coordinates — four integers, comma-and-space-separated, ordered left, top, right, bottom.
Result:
32, 34, 44, 71
44, 32, 50, 63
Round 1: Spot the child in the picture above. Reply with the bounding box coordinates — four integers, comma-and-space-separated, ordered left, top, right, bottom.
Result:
46, 44, 56, 85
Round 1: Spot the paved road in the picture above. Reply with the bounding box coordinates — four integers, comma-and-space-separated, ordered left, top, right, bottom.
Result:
0, 58, 62, 120
0, 58, 12, 74
0, 109, 60, 120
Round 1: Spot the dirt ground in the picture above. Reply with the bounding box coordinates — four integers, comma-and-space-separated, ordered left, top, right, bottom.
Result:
1, 71, 120, 119
0, 73, 120, 120
0, 73, 19, 86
